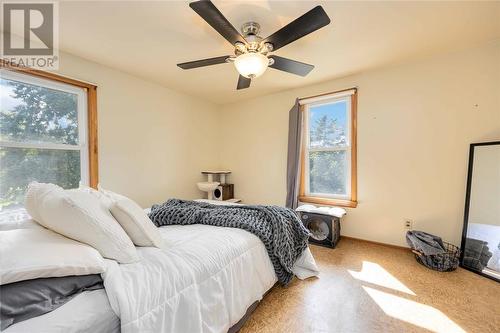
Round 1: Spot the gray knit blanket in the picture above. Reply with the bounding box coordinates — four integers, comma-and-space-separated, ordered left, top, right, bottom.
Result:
148, 199, 310, 285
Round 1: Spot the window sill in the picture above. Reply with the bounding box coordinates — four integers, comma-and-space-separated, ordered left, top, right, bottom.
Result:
298, 196, 358, 208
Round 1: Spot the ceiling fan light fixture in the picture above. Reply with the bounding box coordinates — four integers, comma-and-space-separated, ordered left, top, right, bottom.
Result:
234, 52, 269, 79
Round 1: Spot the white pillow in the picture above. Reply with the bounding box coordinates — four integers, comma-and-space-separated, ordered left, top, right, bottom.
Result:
0, 229, 106, 285
78, 183, 113, 208
110, 199, 165, 248
25, 182, 139, 264
98, 185, 128, 202
80, 184, 163, 248
98, 186, 164, 248
24, 182, 60, 222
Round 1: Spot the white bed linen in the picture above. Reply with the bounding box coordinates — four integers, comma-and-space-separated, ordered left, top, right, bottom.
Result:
4, 205, 319, 333
4, 289, 119, 333
190, 199, 319, 279
467, 222, 500, 271
103, 224, 318, 333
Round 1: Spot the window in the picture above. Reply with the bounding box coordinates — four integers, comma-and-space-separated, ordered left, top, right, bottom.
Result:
299, 89, 357, 207
0, 64, 97, 221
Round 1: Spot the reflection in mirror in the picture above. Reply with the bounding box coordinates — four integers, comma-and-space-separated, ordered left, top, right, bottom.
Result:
461, 142, 500, 281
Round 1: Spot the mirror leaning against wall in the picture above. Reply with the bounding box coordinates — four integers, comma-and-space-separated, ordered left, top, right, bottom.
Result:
461, 141, 500, 282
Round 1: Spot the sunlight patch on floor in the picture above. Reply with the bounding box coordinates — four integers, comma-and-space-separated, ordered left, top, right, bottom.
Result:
363, 286, 466, 333
348, 261, 416, 295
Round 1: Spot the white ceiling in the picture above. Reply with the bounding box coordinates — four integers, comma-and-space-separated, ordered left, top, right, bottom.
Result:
56, 1, 500, 104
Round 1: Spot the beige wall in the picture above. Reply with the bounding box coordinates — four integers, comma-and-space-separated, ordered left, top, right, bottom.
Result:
55, 52, 220, 207
44, 42, 500, 247
218, 42, 500, 247
469, 145, 500, 227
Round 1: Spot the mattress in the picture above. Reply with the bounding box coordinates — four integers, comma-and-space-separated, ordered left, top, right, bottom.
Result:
4, 289, 119, 333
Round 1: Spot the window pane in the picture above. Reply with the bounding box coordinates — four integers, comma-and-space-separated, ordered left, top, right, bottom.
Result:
0, 147, 80, 212
0, 78, 79, 145
309, 150, 347, 196
309, 100, 348, 148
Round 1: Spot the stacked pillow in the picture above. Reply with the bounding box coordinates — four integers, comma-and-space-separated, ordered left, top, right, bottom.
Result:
0, 228, 106, 284
80, 184, 165, 248
24, 182, 165, 263
25, 182, 139, 264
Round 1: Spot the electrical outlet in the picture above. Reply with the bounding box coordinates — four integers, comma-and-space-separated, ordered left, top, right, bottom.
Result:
404, 219, 414, 230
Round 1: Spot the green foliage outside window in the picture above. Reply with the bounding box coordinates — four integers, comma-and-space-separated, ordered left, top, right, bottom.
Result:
0, 79, 81, 210
308, 113, 347, 195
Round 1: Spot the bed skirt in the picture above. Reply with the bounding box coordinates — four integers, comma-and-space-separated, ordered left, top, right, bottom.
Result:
228, 301, 259, 333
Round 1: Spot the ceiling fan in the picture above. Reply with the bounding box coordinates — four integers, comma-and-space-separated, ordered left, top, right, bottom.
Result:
177, 0, 331, 90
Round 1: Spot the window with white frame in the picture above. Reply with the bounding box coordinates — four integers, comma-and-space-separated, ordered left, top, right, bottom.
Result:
299, 89, 357, 207
0, 69, 89, 220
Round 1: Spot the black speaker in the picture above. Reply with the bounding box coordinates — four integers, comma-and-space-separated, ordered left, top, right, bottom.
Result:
298, 211, 341, 248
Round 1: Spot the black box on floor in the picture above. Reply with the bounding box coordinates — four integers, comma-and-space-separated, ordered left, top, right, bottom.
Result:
297, 211, 341, 248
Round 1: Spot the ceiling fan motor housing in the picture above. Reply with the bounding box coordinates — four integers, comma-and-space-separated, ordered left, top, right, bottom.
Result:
241, 22, 260, 36
240, 22, 265, 54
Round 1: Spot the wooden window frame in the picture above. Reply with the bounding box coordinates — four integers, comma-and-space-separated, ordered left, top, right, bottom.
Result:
0, 60, 99, 188
298, 88, 357, 208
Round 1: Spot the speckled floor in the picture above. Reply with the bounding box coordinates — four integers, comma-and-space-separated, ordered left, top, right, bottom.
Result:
240, 238, 500, 333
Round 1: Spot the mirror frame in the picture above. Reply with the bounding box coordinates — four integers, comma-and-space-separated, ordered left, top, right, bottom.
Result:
460, 141, 500, 282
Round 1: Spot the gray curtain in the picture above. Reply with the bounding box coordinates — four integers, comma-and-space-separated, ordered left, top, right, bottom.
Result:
285, 99, 302, 209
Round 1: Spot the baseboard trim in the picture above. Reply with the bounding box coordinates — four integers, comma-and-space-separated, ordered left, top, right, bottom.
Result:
341, 236, 410, 251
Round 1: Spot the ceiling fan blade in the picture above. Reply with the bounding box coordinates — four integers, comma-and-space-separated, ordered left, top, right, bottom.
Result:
237, 75, 251, 90
262, 6, 330, 52
268, 56, 314, 77
177, 56, 230, 69
189, 0, 246, 46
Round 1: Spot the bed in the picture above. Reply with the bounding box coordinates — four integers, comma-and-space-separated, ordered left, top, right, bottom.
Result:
4, 212, 318, 333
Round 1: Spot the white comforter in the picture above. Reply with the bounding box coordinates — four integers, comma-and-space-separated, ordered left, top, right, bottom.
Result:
103, 224, 318, 333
